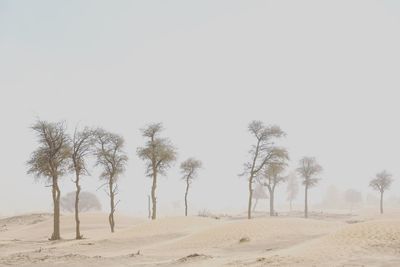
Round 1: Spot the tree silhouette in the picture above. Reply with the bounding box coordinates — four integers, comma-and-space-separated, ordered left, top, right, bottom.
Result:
27, 120, 71, 240
137, 123, 177, 220
369, 170, 393, 214
180, 158, 202, 216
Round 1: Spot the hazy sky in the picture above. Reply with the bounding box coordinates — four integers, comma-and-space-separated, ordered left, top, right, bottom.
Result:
1, 0, 400, 216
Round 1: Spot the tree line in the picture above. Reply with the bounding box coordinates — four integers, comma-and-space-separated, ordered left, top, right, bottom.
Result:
27, 119, 394, 241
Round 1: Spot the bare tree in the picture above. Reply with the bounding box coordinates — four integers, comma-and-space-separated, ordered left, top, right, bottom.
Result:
180, 158, 202, 216
296, 157, 322, 218
344, 189, 362, 213
61, 191, 101, 212
241, 121, 286, 219
369, 170, 393, 214
94, 129, 128, 232
27, 120, 71, 240
70, 126, 94, 239
137, 123, 177, 220
261, 161, 288, 216
286, 172, 299, 211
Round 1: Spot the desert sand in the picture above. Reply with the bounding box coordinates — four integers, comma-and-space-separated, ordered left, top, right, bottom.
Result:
1, 210, 400, 266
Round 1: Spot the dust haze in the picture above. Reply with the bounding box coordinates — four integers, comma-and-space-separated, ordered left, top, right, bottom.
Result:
1, 1, 400, 266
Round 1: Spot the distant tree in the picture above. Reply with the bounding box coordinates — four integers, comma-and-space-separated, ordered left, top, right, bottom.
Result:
286, 172, 299, 211
252, 183, 268, 212
180, 158, 202, 216
297, 157, 323, 218
61, 191, 101, 212
261, 161, 288, 216
322, 185, 342, 209
70, 126, 94, 239
137, 123, 177, 220
344, 189, 362, 213
27, 120, 71, 240
369, 170, 393, 214
94, 129, 128, 232
241, 121, 286, 219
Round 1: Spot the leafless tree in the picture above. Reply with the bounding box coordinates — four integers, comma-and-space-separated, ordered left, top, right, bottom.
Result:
369, 170, 393, 214
27, 120, 71, 240
94, 129, 128, 232
70, 126, 95, 239
296, 157, 322, 218
286, 172, 299, 211
344, 189, 362, 213
137, 123, 177, 220
61, 191, 101, 212
260, 160, 288, 216
180, 158, 202, 216
241, 121, 286, 219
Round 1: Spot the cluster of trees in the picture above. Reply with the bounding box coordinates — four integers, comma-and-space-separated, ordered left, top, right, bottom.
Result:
242, 121, 395, 219
27, 120, 202, 240
27, 119, 396, 240
242, 121, 323, 219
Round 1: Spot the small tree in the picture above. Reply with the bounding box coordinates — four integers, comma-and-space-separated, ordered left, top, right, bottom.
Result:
94, 129, 128, 232
369, 170, 393, 214
261, 161, 288, 216
137, 123, 177, 220
180, 158, 202, 216
27, 120, 71, 240
241, 121, 286, 219
286, 172, 299, 211
70, 126, 94, 239
297, 157, 322, 218
61, 191, 101, 212
344, 189, 362, 213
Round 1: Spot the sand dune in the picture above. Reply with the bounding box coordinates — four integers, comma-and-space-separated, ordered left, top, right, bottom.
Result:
0, 211, 399, 266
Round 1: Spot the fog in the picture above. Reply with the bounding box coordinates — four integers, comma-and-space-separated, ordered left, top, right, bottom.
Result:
1, 0, 400, 217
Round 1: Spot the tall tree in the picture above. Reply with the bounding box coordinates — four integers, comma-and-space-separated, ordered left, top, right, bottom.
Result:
286, 172, 299, 211
137, 123, 177, 220
261, 160, 288, 216
296, 157, 322, 218
27, 120, 71, 240
94, 129, 128, 232
70, 126, 94, 239
241, 121, 286, 219
180, 158, 202, 216
369, 170, 393, 214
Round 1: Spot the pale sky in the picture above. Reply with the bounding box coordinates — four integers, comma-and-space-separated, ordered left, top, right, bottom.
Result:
1, 0, 400, 216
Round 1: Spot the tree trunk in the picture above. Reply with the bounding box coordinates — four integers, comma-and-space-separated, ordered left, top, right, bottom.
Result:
51, 176, 61, 240
248, 175, 253, 219
304, 185, 308, 219
151, 168, 157, 220
268, 188, 274, 216
109, 179, 115, 233
184, 178, 190, 216
380, 191, 384, 214
74, 173, 82, 239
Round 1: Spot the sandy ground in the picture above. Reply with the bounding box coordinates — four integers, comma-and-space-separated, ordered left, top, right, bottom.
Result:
1, 210, 400, 266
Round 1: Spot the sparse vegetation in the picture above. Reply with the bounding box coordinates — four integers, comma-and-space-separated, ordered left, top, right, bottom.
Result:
297, 157, 323, 219
180, 158, 202, 216
27, 120, 71, 240
242, 121, 286, 219
137, 123, 177, 220
369, 170, 393, 214
94, 129, 128, 232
